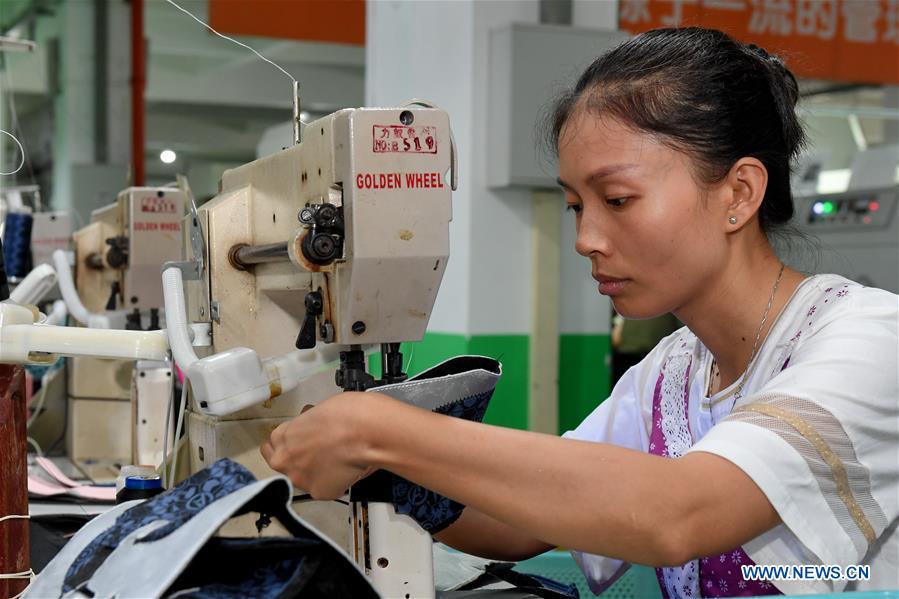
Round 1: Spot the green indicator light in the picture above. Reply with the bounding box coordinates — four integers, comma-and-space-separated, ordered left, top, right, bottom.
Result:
823, 202, 835, 214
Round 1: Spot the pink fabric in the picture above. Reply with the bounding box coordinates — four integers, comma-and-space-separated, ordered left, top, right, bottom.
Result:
27, 475, 115, 502
29, 458, 116, 502
35, 456, 85, 488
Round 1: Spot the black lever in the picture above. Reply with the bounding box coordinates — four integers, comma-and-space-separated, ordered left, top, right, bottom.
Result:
296, 290, 323, 349
105, 281, 121, 310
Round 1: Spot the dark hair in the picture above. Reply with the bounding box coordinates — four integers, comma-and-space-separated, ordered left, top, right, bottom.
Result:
549, 27, 806, 235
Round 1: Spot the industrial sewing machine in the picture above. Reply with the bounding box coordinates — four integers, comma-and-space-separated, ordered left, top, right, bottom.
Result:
0, 105, 458, 596
163, 104, 455, 598
58, 187, 185, 477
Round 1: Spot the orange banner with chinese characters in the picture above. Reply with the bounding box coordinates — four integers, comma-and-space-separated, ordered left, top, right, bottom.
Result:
209, 0, 365, 46
618, 0, 899, 84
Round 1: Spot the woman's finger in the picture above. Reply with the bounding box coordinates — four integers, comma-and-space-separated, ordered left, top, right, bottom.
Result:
269, 420, 289, 446
260, 440, 274, 463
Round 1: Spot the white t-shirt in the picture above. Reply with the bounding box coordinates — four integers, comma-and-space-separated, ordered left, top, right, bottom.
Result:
563, 275, 899, 595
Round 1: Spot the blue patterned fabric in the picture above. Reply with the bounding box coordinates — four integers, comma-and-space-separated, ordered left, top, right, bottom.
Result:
352, 385, 496, 534
390, 389, 493, 532
64, 459, 256, 592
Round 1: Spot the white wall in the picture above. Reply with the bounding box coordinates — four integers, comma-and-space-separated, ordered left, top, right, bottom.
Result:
367, 0, 476, 335
367, 0, 613, 337
572, 0, 619, 31
467, 1, 540, 336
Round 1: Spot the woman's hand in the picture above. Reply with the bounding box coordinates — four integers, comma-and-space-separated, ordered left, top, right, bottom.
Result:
260, 391, 387, 499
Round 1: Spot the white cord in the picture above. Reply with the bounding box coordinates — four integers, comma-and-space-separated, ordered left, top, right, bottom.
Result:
27, 365, 61, 430
168, 381, 189, 487
0, 129, 25, 176
164, 0, 298, 86
0, 569, 33, 580
0, 514, 29, 523
26, 436, 43, 457
10, 580, 34, 599
4, 568, 35, 599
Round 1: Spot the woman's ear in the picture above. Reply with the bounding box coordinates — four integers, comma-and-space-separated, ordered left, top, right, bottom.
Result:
723, 157, 768, 232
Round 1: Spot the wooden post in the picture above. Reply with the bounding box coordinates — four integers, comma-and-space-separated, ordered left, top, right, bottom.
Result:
0, 364, 29, 598
528, 190, 561, 434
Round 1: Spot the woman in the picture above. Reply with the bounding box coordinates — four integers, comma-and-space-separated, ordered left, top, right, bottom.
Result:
261, 28, 898, 597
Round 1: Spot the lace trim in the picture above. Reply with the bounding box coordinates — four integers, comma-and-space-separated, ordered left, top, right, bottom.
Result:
660, 355, 693, 458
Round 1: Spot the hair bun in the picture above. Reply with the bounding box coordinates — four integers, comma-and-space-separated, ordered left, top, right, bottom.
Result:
748, 43, 787, 70
747, 43, 771, 60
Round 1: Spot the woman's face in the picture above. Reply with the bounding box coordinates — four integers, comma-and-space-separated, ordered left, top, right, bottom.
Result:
558, 112, 730, 319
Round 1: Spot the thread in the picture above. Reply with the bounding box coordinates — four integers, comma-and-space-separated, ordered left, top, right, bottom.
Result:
3, 212, 33, 279
164, 0, 307, 127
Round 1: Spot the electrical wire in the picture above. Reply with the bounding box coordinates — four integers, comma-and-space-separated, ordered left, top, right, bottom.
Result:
1, 65, 36, 184
0, 129, 25, 176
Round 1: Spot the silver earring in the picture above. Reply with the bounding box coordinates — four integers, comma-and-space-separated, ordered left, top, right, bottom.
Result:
728, 216, 738, 225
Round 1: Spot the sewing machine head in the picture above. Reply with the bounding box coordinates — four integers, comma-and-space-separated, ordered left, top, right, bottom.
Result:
74, 187, 185, 322
187, 106, 454, 412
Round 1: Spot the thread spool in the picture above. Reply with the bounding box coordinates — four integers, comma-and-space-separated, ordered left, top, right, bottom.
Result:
2, 212, 33, 280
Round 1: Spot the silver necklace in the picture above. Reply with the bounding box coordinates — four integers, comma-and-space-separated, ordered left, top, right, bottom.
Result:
712, 263, 786, 401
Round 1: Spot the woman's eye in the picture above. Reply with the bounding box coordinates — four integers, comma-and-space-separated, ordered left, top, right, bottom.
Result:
606, 197, 629, 207
566, 204, 582, 214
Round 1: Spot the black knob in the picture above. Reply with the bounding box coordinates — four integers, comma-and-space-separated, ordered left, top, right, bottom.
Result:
105, 236, 129, 269
318, 204, 337, 223
311, 234, 336, 259
352, 321, 366, 335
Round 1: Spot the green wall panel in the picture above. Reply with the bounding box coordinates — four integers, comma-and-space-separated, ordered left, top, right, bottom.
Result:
467, 335, 529, 431
558, 334, 611, 434
370, 331, 612, 435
